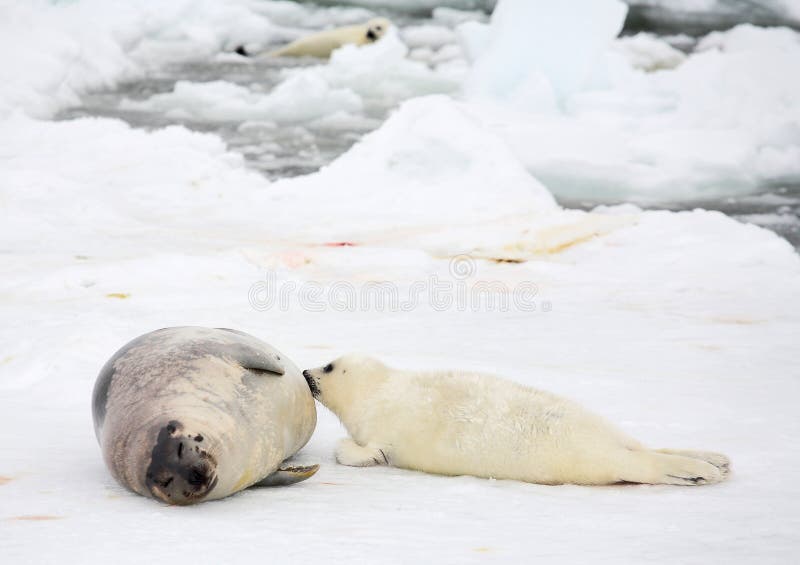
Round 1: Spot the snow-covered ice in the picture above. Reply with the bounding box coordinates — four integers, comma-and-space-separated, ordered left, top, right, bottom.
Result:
120, 77, 364, 124
1, 1, 799, 563
0, 0, 284, 119
461, 2, 800, 202
3, 94, 800, 562
612, 32, 687, 71
465, 0, 629, 101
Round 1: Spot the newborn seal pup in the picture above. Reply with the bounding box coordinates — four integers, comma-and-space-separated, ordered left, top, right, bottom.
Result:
303, 355, 730, 486
93, 327, 317, 505
236, 18, 391, 58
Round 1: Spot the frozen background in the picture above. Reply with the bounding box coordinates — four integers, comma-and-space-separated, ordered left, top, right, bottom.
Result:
1, 0, 799, 563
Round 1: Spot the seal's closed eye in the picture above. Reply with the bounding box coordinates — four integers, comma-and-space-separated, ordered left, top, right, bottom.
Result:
323, 363, 334, 373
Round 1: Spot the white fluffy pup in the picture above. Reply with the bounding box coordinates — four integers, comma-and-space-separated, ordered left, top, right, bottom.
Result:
267, 18, 391, 58
303, 355, 730, 486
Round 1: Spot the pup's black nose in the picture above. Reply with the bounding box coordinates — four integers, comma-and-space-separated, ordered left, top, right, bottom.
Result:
302, 370, 320, 397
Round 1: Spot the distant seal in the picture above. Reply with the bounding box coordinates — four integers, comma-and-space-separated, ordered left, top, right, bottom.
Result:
236, 18, 391, 59
93, 327, 317, 505
303, 355, 731, 486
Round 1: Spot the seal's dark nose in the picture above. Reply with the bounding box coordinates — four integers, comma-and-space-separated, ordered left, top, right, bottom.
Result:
302, 370, 310, 378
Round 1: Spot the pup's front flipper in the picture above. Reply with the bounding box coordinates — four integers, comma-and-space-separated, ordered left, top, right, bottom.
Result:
253, 463, 319, 487
336, 438, 390, 467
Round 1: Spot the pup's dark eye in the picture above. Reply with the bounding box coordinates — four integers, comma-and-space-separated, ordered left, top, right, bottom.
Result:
376, 26, 383, 31
323, 363, 334, 373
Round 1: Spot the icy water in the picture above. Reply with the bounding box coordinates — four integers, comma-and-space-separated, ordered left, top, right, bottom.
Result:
563, 190, 800, 251
58, 9, 434, 179
624, 3, 800, 36
59, 56, 381, 179
58, 16, 800, 251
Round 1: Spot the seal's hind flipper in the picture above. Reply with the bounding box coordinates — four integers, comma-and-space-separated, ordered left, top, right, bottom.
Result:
253, 464, 319, 487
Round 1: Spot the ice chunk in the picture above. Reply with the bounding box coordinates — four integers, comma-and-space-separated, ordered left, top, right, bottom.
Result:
249, 1, 374, 29
456, 20, 491, 63
459, 0, 800, 201
432, 6, 490, 26
401, 25, 458, 49
612, 33, 686, 71
0, 0, 275, 118
268, 95, 646, 257
696, 22, 800, 53
272, 95, 557, 247
120, 77, 363, 124
284, 29, 460, 107
464, 0, 628, 103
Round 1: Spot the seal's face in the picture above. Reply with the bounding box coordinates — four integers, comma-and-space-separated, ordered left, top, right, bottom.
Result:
302, 364, 329, 399
365, 18, 390, 42
303, 355, 388, 414
145, 420, 218, 505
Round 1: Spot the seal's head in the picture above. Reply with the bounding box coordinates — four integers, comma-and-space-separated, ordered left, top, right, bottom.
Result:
303, 355, 388, 414
145, 420, 218, 505
365, 18, 391, 42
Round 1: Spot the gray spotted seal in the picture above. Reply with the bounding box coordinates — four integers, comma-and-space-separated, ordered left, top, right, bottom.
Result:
93, 327, 317, 505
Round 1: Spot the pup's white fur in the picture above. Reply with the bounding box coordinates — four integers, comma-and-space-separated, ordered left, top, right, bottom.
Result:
267, 18, 391, 58
304, 356, 730, 486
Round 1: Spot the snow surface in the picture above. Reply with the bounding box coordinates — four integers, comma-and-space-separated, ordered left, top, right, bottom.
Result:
2, 1, 800, 564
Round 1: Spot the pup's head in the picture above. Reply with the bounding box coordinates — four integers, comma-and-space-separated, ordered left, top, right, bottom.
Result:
365, 18, 391, 42
302, 355, 388, 413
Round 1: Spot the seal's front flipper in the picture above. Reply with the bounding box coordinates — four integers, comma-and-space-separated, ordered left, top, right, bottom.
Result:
226, 343, 285, 376
215, 329, 285, 375
240, 351, 285, 376
253, 464, 319, 487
